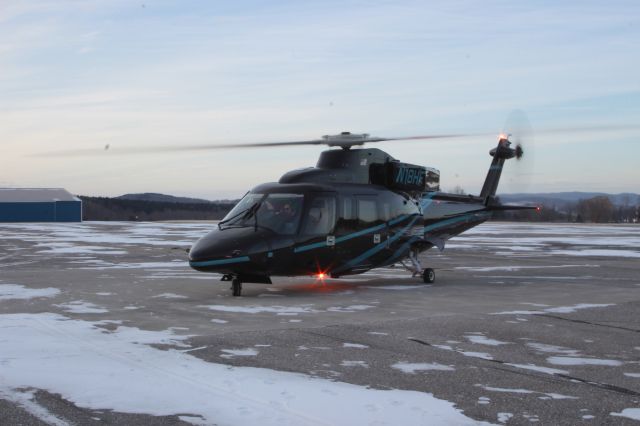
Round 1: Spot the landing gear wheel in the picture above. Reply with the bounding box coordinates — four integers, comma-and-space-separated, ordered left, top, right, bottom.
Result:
231, 279, 242, 297
422, 268, 435, 284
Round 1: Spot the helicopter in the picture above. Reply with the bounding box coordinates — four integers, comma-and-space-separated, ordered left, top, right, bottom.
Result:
187, 131, 537, 296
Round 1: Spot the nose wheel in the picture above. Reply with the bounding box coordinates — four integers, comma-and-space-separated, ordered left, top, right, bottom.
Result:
231, 278, 242, 297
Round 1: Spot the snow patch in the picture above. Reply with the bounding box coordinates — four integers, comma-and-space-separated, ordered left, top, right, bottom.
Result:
220, 348, 259, 359
479, 386, 533, 394
152, 293, 188, 299
55, 300, 108, 314
493, 303, 614, 315
497, 412, 513, 423
460, 351, 493, 360
201, 305, 318, 314
505, 364, 568, 375
611, 408, 640, 421
464, 334, 510, 346
478, 385, 576, 400
340, 360, 369, 368
343, 343, 369, 349
541, 393, 579, 400
0, 313, 488, 425
547, 356, 623, 366
363, 285, 429, 290
0, 388, 69, 426
327, 305, 375, 313
0, 284, 60, 301
526, 342, 580, 356
391, 362, 455, 374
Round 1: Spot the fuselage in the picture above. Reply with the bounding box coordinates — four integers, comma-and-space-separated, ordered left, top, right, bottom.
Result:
188, 181, 491, 280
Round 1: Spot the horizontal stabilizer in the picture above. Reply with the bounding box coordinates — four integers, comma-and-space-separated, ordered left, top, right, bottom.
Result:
485, 205, 540, 211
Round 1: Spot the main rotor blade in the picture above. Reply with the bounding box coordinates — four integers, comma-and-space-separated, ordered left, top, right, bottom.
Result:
33, 123, 640, 157
34, 133, 483, 157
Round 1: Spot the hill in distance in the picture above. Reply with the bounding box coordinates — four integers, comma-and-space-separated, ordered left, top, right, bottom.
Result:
118, 191, 640, 207
499, 192, 640, 207
116, 193, 214, 204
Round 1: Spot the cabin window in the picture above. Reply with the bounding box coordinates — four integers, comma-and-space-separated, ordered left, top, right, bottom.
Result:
381, 202, 391, 221
357, 197, 378, 224
301, 196, 336, 236
342, 197, 354, 220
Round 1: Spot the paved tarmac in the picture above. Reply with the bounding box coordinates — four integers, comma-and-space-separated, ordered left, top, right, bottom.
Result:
1, 221, 639, 425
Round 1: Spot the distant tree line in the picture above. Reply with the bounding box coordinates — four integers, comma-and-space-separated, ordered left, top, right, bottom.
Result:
80, 196, 235, 221
79, 194, 639, 223
493, 195, 640, 223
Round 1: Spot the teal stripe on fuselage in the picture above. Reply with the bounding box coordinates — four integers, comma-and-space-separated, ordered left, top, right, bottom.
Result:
293, 215, 411, 253
189, 256, 251, 267
423, 212, 490, 234
334, 216, 420, 272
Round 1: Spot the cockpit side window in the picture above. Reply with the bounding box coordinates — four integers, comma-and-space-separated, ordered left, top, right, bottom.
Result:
258, 194, 304, 235
219, 192, 303, 235
301, 195, 336, 236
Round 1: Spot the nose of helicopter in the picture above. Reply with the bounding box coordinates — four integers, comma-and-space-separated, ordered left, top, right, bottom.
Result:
188, 227, 269, 272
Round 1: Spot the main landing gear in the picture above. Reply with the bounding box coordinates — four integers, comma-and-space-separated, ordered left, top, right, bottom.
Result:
400, 249, 436, 284
422, 267, 435, 284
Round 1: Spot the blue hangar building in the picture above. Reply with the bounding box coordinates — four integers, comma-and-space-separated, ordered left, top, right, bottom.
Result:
0, 188, 82, 222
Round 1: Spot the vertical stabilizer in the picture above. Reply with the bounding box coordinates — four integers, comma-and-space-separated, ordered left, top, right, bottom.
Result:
479, 137, 522, 205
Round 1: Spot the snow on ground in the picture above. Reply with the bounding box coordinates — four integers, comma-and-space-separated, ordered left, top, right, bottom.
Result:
340, 360, 369, 368
477, 396, 490, 405
0, 284, 60, 301
526, 343, 581, 356
200, 304, 319, 315
524, 342, 624, 367
624, 373, 640, 378
36, 244, 127, 255
449, 223, 640, 258
611, 408, 640, 421
343, 343, 369, 349
0, 313, 489, 426
497, 413, 513, 423
493, 303, 614, 315
152, 293, 188, 299
391, 362, 455, 374
464, 334, 510, 346
546, 356, 623, 366
363, 285, 430, 290
0, 388, 68, 426
199, 304, 376, 315
504, 364, 568, 375
460, 351, 494, 360
476, 385, 577, 400
455, 265, 598, 272
0, 222, 208, 248
220, 348, 259, 359
55, 300, 108, 314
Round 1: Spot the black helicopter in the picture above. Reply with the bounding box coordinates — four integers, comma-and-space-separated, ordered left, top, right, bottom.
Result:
187, 131, 536, 296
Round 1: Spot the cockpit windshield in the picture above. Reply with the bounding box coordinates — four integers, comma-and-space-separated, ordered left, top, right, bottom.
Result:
219, 193, 304, 235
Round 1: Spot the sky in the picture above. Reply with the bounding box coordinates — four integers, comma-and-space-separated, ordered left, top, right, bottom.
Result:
1, 0, 639, 200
